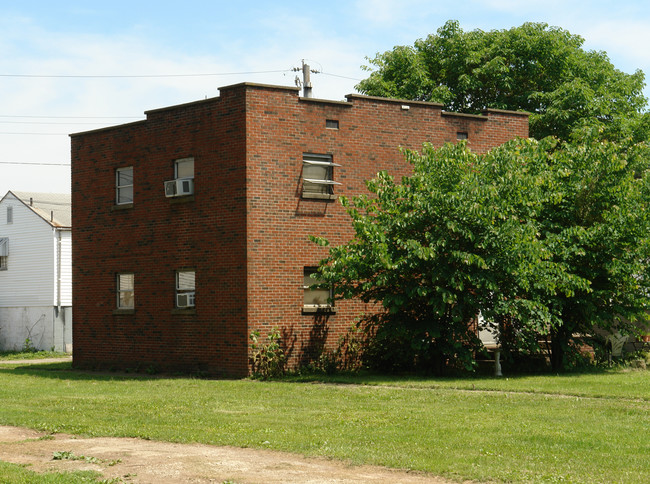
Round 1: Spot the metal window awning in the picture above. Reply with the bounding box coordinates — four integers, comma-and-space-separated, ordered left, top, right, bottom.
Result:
0, 238, 8, 256
303, 159, 341, 167
303, 178, 342, 185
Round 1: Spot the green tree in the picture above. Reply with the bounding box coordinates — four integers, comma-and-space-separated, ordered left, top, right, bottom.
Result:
537, 137, 650, 368
357, 21, 648, 142
314, 138, 650, 373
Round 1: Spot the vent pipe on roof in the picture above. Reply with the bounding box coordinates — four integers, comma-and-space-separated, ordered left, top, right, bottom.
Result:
30, 197, 33, 206
51, 211, 54, 222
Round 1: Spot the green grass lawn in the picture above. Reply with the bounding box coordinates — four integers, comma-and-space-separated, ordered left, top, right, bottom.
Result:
0, 361, 648, 483
0, 350, 69, 361
0, 461, 102, 484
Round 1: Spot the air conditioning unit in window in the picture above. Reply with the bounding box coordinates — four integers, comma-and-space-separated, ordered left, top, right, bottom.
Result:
164, 178, 194, 197
176, 292, 195, 308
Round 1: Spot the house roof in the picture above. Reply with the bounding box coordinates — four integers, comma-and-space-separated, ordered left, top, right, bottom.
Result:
3, 191, 71, 228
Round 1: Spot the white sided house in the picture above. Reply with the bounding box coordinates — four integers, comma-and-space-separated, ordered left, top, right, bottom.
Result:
0, 191, 72, 352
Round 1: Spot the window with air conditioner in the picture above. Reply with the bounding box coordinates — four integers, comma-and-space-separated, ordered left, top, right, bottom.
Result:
302, 153, 341, 200
117, 273, 134, 309
176, 270, 195, 308
303, 267, 333, 312
165, 157, 194, 197
116, 167, 133, 205
0, 237, 8, 270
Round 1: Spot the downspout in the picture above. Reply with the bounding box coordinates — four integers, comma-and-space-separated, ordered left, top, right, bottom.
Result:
54, 229, 61, 317
55, 229, 62, 351
57, 228, 62, 313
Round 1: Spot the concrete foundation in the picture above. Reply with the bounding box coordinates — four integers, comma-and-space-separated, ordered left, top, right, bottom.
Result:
0, 306, 72, 352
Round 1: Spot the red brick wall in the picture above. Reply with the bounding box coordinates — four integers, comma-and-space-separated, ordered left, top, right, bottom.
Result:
242, 84, 528, 370
71, 91, 250, 376
71, 82, 528, 376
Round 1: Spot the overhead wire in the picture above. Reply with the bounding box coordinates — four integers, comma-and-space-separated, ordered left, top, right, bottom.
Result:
0, 69, 292, 79
0, 65, 363, 166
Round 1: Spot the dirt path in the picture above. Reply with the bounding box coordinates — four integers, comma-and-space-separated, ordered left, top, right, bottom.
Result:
0, 358, 470, 483
0, 426, 468, 483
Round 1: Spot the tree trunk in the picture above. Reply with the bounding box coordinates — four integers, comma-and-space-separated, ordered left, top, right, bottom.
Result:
550, 325, 568, 372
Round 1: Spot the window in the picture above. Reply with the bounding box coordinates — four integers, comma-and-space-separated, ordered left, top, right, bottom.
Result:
175, 157, 194, 179
176, 270, 195, 308
302, 153, 341, 200
6, 206, 12, 224
117, 273, 134, 309
116, 167, 133, 205
165, 158, 194, 198
457, 132, 468, 140
326, 119, 339, 129
0, 237, 8, 270
303, 267, 333, 311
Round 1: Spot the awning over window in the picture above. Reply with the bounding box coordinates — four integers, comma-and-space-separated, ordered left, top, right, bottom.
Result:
303, 178, 342, 185
302, 159, 341, 167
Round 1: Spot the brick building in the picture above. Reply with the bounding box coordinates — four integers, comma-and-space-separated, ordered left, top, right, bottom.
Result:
70, 82, 528, 377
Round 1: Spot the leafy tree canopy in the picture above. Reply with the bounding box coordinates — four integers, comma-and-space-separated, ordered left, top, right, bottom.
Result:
357, 21, 649, 142
313, 137, 650, 372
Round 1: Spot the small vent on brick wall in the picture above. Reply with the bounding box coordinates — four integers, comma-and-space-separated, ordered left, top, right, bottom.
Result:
326, 119, 339, 130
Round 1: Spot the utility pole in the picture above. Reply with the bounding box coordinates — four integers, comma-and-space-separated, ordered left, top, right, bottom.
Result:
293, 60, 319, 98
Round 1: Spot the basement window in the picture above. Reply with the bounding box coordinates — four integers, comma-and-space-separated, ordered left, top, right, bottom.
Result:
457, 132, 468, 140
326, 119, 339, 129
302, 153, 341, 200
303, 267, 334, 313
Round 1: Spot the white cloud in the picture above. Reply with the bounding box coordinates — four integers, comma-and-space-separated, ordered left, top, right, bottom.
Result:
4, 1, 650, 197
0, 9, 370, 196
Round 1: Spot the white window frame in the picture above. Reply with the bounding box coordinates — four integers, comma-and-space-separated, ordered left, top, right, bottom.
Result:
6, 206, 13, 224
117, 273, 134, 309
302, 153, 341, 200
303, 267, 334, 312
0, 237, 8, 270
116, 167, 134, 205
176, 270, 196, 308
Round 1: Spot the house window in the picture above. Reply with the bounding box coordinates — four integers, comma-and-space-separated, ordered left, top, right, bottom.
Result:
457, 132, 468, 140
303, 267, 333, 311
176, 270, 195, 308
116, 167, 134, 205
302, 153, 341, 200
175, 157, 194, 179
117, 273, 134, 309
165, 158, 194, 197
6, 206, 12, 224
0, 237, 8, 270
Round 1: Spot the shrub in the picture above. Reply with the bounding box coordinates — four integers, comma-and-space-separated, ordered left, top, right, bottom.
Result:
250, 328, 286, 379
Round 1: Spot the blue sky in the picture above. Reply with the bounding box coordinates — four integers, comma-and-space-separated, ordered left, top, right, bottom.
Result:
2, 0, 650, 195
